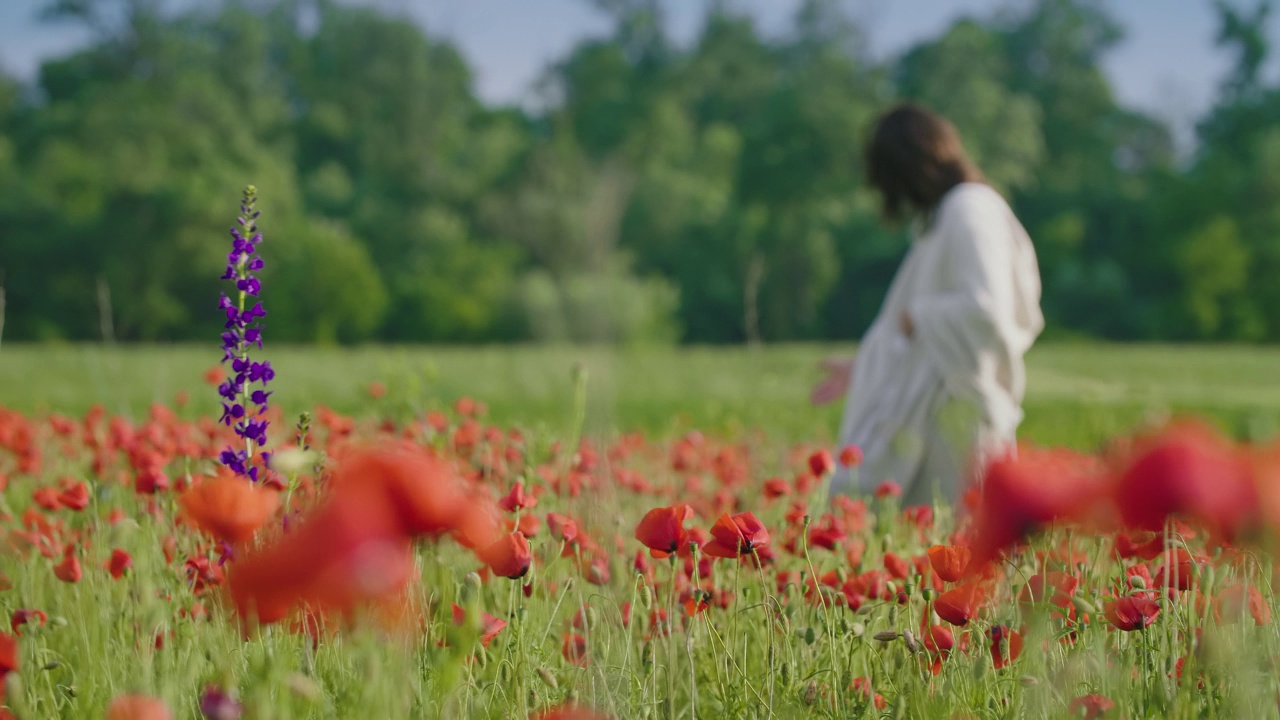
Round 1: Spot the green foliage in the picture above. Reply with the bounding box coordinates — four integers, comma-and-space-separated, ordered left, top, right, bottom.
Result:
5, 0, 1280, 343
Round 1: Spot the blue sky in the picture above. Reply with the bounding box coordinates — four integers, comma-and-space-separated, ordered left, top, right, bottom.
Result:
2, 0, 1277, 147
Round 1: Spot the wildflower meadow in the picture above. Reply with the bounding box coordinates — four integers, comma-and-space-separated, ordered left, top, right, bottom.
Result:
3, 189, 1280, 720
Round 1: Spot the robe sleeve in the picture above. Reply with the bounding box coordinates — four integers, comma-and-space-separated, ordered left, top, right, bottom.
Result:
905, 188, 1019, 399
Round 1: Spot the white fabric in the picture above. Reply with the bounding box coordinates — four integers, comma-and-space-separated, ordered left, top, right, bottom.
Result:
830, 183, 1043, 506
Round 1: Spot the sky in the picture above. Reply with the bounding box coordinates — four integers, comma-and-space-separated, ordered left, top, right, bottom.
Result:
2, 0, 1277, 148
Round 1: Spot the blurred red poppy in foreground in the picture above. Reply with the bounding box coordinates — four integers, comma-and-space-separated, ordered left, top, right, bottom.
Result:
228, 441, 497, 625
106, 695, 173, 720
529, 705, 612, 720
966, 448, 1103, 569
1112, 421, 1256, 537
1068, 694, 1114, 719
179, 469, 280, 544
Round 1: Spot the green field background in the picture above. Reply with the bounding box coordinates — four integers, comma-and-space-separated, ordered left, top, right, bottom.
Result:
2, 343, 1278, 450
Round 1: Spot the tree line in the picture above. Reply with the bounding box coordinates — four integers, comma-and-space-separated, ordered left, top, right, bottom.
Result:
1, 0, 1278, 344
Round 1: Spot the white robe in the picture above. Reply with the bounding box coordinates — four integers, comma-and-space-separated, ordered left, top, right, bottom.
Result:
830, 183, 1043, 506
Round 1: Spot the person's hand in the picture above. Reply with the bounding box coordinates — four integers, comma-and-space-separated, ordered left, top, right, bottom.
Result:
811, 357, 853, 406
899, 310, 915, 339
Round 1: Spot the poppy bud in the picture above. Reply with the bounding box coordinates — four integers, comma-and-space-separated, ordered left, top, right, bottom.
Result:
639, 584, 653, 610
43, 661, 60, 671
537, 668, 558, 689
464, 572, 482, 595
873, 630, 900, 642
902, 629, 919, 653
641, 641, 653, 672
585, 607, 599, 631
804, 626, 816, 645
850, 622, 865, 638
1201, 564, 1216, 590
1129, 575, 1147, 590
1020, 676, 1039, 687
475, 648, 488, 669
1073, 596, 1098, 616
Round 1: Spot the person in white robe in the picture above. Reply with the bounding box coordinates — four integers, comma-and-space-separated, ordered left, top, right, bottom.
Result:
813, 104, 1044, 507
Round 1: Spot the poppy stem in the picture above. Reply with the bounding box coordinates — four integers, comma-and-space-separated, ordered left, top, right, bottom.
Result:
667, 555, 678, 715
752, 547, 778, 710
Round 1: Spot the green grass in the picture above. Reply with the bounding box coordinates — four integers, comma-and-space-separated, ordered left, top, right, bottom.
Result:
2, 343, 1278, 449
2, 342, 1280, 719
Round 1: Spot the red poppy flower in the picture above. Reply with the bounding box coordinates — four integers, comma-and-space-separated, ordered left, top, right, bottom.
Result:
54, 546, 82, 583
1068, 694, 1115, 719
106, 549, 132, 580
32, 487, 60, 511
934, 583, 986, 627
1104, 595, 1161, 631
1217, 583, 1270, 625
481, 532, 533, 579
498, 482, 537, 513
562, 633, 588, 666
10, 609, 46, 635
227, 489, 416, 624
883, 552, 911, 580
1113, 421, 1256, 536
203, 366, 226, 385
1019, 572, 1078, 607
450, 603, 509, 647
988, 624, 1023, 669
839, 445, 863, 468
529, 704, 612, 720
56, 481, 90, 512
547, 513, 580, 544
0, 632, 16, 676
849, 677, 887, 710
1113, 532, 1164, 560
874, 481, 902, 499
808, 450, 835, 478
179, 469, 280, 545
329, 441, 499, 547
967, 448, 1102, 569
702, 512, 770, 558
762, 478, 791, 499
926, 545, 971, 583
684, 590, 711, 617
106, 695, 173, 720
635, 505, 694, 559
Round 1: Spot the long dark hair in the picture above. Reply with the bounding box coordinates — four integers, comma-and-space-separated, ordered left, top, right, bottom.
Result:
865, 103, 984, 223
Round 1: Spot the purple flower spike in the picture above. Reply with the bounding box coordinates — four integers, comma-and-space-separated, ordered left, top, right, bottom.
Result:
216, 186, 272, 484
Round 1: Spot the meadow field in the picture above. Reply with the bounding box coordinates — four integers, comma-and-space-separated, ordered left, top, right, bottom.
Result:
0, 342, 1279, 719
3, 343, 1279, 448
